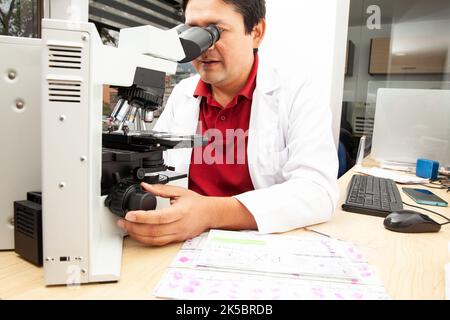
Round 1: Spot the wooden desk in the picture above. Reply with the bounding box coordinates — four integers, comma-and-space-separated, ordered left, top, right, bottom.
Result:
309, 166, 450, 300
1, 165, 449, 300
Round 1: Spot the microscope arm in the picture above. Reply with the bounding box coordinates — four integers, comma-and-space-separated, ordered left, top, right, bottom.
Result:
94, 23, 221, 87
93, 39, 178, 87
97, 23, 220, 133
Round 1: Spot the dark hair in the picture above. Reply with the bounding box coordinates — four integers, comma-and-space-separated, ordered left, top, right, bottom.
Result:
182, 0, 266, 34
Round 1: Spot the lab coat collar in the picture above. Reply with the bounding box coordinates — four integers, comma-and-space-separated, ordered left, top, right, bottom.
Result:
256, 64, 280, 95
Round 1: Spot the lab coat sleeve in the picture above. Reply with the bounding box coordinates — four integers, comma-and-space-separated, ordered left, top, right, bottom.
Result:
154, 75, 199, 133
153, 76, 199, 173
152, 81, 180, 169
153, 86, 177, 133
234, 80, 340, 234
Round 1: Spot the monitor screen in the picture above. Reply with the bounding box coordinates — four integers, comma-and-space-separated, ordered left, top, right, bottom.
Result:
372, 88, 450, 167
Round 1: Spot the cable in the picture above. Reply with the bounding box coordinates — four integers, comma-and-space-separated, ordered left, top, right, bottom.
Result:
305, 228, 331, 238
402, 201, 450, 226
400, 183, 446, 190
423, 185, 446, 190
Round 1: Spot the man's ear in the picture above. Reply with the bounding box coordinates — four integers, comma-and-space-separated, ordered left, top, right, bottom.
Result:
252, 19, 266, 50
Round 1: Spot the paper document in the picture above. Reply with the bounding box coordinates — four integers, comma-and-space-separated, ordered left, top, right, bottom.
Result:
355, 167, 429, 184
379, 160, 416, 173
197, 230, 358, 281
153, 230, 390, 300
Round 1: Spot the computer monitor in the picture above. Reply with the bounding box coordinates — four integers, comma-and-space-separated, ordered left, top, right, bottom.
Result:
372, 88, 450, 167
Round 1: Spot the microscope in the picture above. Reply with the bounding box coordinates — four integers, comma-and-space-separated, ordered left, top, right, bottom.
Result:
4, 0, 220, 286
102, 24, 221, 218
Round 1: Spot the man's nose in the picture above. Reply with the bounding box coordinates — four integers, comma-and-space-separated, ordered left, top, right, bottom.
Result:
207, 42, 216, 51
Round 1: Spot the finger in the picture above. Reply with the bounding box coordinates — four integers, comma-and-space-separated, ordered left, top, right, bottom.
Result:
129, 233, 182, 247
120, 219, 179, 238
141, 183, 186, 199
125, 206, 183, 225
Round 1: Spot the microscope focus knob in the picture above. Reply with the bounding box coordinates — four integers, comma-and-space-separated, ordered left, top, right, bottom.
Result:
106, 182, 157, 218
127, 190, 157, 212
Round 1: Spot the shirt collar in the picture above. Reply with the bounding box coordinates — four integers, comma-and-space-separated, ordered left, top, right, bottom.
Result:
194, 54, 259, 102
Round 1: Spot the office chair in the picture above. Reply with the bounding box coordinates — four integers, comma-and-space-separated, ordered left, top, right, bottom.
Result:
338, 141, 347, 178
338, 126, 355, 178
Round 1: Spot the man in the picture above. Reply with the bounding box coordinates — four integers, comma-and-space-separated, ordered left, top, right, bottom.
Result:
117, 0, 339, 246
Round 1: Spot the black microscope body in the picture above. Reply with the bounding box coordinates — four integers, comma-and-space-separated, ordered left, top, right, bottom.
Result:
102, 68, 207, 218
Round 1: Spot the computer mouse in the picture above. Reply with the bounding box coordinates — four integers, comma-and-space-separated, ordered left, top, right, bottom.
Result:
384, 210, 441, 233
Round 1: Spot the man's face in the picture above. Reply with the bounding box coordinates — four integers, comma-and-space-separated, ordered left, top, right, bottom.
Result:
185, 0, 260, 88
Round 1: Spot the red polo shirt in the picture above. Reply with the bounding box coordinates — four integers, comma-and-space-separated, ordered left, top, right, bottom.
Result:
188, 56, 258, 197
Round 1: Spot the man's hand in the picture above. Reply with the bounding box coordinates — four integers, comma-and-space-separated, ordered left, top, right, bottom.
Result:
116, 183, 257, 246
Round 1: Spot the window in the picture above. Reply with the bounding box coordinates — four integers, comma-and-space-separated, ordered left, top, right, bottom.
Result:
0, 0, 42, 38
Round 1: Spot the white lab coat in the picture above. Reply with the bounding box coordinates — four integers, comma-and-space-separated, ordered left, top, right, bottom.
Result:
154, 65, 339, 234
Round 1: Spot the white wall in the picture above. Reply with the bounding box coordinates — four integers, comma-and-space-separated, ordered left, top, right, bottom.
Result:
260, 0, 350, 149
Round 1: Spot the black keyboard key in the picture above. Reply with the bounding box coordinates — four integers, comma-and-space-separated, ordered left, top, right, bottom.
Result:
373, 180, 380, 195
366, 176, 374, 194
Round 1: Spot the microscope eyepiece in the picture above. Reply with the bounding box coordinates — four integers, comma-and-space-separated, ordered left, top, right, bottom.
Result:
204, 24, 221, 44
176, 24, 222, 63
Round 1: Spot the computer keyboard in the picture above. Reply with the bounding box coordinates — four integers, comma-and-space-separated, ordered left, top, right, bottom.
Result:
342, 175, 404, 217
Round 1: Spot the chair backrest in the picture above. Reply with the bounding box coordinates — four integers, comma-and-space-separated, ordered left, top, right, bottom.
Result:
338, 141, 347, 178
